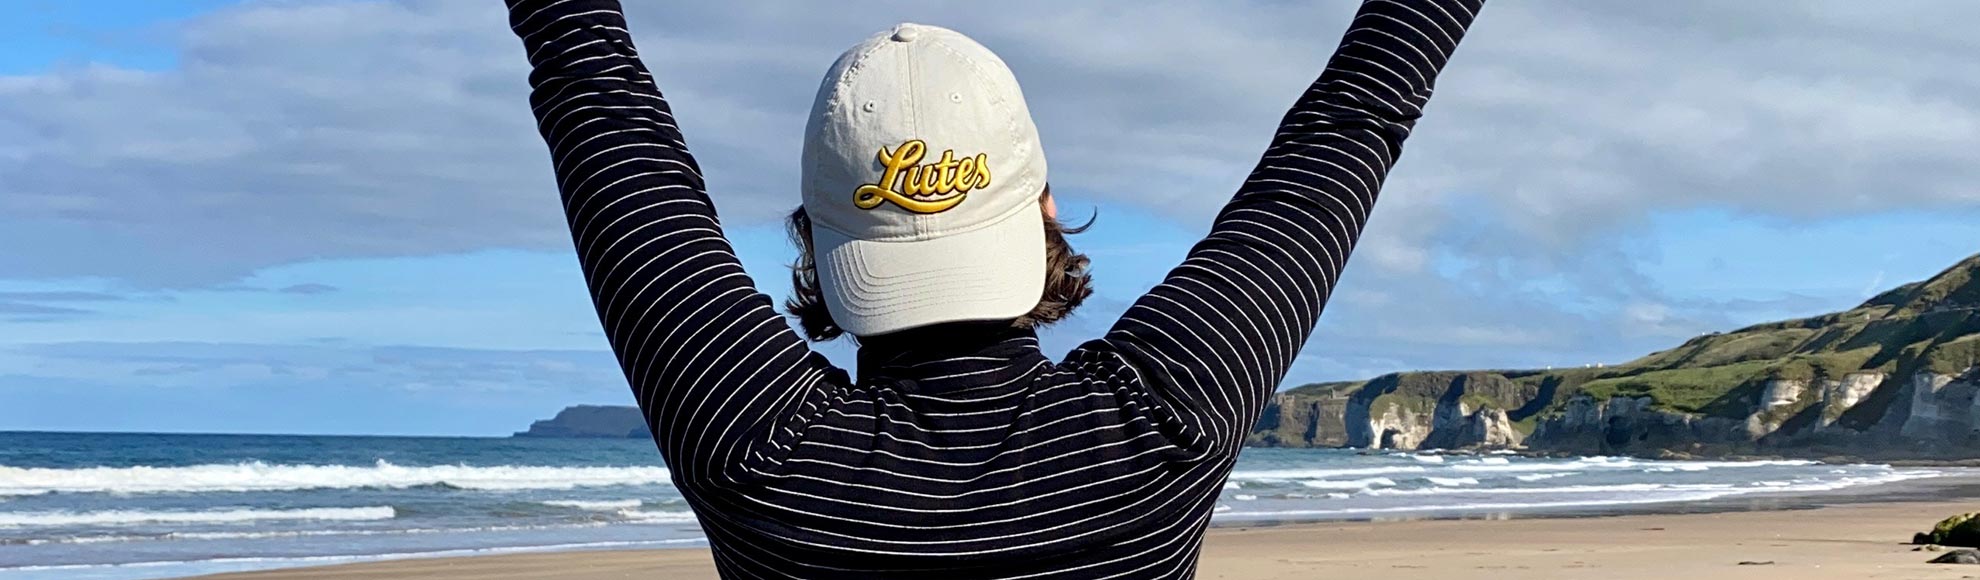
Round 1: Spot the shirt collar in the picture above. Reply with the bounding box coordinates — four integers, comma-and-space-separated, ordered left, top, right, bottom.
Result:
855, 322, 1047, 385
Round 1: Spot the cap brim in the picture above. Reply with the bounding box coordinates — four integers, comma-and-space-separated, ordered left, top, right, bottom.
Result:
812, 202, 1047, 337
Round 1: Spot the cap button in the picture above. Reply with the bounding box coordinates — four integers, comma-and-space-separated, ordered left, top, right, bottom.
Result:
890, 24, 920, 43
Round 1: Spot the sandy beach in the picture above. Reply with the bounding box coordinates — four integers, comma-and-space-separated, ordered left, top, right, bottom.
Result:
189, 499, 1980, 580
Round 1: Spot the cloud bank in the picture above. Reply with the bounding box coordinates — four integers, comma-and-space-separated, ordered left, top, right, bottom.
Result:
3, 0, 1977, 412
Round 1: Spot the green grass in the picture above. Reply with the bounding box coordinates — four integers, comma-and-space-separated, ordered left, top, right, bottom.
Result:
1279, 380, 1363, 398
1889, 254, 1980, 316
1458, 392, 1501, 411
1510, 413, 1539, 436
1372, 393, 1436, 417
1924, 332, 1980, 375
1576, 360, 1775, 415
1766, 348, 1882, 381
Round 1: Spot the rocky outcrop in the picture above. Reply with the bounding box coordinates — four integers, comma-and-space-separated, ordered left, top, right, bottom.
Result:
1250, 392, 1355, 447
1745, 378, 1810, 438
1921, 512, 1980, 548
514, 405, 648, 438
1520, 368, 1975, 455
1345, 401, 1523, 450
1337, 372, 1536, 450
1818, 372, 1885, 428
1530, 395, 1747, 454
1455, 407, 1521, 448
1740, 371, 1890, 438
1365, 404, 1431, 450
1897, 371, 1980, 444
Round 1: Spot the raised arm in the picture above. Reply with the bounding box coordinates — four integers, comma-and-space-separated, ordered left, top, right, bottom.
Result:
1082, 0, 1483, 455
505, 0, 842, 485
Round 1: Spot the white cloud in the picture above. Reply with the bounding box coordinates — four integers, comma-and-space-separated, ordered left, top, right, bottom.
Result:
15, 340, 622, 393
7, 0, 1977, 286
4, 0, 1977, 385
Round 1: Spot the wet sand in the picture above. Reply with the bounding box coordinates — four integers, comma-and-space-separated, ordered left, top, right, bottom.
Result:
190, 498, 1980, 580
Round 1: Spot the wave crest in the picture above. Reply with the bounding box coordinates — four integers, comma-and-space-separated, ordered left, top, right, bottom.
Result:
0, 461, 672, 496
0, 506, 395, 528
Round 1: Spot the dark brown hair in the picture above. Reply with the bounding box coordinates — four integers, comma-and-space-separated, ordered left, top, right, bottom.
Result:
784, 192, 1093, 342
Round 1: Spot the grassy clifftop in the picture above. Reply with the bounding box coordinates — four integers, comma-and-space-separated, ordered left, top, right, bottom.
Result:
1259, 252, 1980, 445
1595, 252, 1980, 423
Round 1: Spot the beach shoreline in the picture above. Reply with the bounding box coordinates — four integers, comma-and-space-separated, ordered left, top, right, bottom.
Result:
1210, 465, 1980, 528
181, 475, 1980, 580
16, 437, 1972, 580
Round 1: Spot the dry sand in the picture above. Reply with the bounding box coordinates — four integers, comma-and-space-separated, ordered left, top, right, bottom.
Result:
192, 500, 1980, 580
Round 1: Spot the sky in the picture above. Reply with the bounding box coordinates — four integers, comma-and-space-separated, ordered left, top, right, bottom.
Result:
2, 0, 1977, 436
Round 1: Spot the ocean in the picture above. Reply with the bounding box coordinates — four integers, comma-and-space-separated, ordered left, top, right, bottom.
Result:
0, 431, 1955, 579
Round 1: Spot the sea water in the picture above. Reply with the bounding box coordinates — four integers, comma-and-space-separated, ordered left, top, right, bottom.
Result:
0, 431, 1951, 579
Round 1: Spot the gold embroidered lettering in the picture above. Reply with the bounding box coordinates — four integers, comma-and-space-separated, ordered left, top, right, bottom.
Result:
851, 139, 988, 214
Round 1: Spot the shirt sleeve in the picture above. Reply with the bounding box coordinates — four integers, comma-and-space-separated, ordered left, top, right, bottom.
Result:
1078, 0, 1484, 457
505, 0, 846, 487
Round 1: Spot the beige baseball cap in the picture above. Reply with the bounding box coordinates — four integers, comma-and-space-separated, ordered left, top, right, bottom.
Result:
800, 23, 1048, 337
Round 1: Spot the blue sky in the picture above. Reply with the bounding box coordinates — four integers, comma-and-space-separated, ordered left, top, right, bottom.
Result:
2, 0, 1977, 436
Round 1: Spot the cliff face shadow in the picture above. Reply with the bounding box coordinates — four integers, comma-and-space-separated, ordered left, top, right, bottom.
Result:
1507, 375, 1559, 423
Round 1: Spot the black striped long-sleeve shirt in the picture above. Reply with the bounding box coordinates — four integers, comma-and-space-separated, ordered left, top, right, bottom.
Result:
506, 1, 1481, 577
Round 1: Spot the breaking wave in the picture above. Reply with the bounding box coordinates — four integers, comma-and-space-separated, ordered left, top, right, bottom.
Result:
0, 506, 395, 528
0, 461, 672, 496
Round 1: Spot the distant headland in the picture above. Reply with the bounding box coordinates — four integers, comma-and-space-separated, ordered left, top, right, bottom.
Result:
1255, 251, 1980, 459
512, 405, 647, 439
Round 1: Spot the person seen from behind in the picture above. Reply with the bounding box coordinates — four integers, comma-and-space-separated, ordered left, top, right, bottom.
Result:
504, 0, 1484, 576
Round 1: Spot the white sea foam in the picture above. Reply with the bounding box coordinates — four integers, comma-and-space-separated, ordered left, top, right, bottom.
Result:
0, 537, 710, 576
16, 522, 614, 546
1233, 494, 1258, 501
1216, 472, 1930, 522
1676, 459, 1818, 468
1450, 456, 1632, 472
11, 516, 719, 546
1408, 454, 1446, 464
1424, 477, 1479, 486
1227, 466, 1427, 481
0, 506, 395, 528
1446, 457, 1813, 474
1515, 472, 1579, 482
0, 461, 673, 496
1297, 477, 1397, 490
541, 499, 643, 511
1365, 471, 1939, 499
1366, 483, 1739, 497
615, 509, 697, 523
1752, 473, 1942, 493
1214, 493, 1738, 521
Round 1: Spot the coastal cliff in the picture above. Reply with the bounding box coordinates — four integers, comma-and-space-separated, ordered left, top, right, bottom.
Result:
518, 255, 1980, 457
513, 405, 648, 439
1252, 252, 1980, 458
